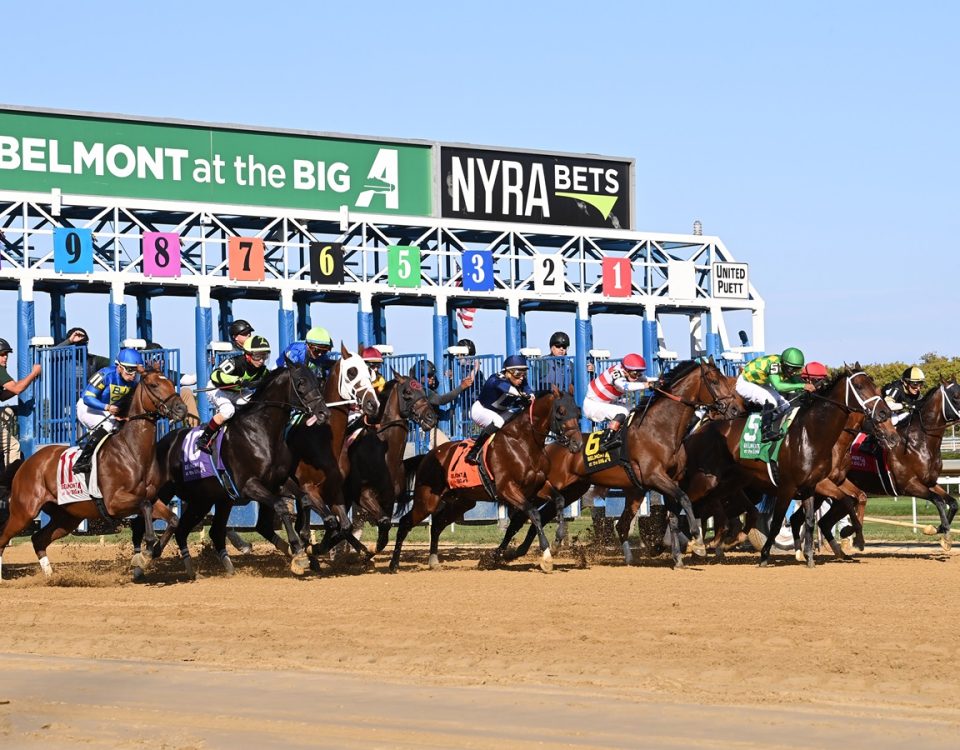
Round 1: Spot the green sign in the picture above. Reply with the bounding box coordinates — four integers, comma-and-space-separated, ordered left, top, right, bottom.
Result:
0, 109, 432, 216
388, 245, 421, 287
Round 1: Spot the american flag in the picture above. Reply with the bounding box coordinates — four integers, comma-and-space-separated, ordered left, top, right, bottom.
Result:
456, 307, 477, 329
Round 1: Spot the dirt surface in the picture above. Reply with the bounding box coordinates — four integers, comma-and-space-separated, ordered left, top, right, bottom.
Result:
2, 539, 960, 749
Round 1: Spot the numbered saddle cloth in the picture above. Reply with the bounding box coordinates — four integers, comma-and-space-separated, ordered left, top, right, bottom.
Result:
738, 407, 799, 463
57, 446, 103, 504
181, 427, 227, 482
581, 430, 619, 473
447, 439, 492, 489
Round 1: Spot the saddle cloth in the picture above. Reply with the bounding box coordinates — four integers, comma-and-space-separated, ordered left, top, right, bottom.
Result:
447, 439, 492, 489
181, 427, 227, 482
57, 446, 103, 505
582, 430, 618, 473
738, 407, 799, 463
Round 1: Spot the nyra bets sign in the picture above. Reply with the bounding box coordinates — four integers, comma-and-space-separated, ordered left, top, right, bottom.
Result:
440, 146, 632, 230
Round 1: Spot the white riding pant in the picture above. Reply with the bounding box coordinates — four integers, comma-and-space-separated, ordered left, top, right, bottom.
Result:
735, 376, 789, 410
582, 396, 629, 424
207, 384, 251, 421
471, 402, 505, 428
76, 400, 120, 433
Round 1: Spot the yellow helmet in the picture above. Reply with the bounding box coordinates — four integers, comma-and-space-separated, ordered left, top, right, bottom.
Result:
901, 366, 925, 385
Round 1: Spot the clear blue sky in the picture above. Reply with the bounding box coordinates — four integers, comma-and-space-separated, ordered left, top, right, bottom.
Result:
1, 2, 955, 372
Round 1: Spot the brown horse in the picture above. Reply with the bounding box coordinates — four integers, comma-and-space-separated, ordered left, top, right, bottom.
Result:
494, 358, 741, 569
388, 387, 583, 573
838, 377, 960, 550
0, 366, 187, 579
683, 365, 900, 567
343, 373, 438, 555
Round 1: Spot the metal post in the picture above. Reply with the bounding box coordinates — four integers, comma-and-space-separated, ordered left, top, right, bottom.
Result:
372, 298, 387, 344
278, 289, 295, 353
505, 298, 521, 356
108, 281, 126, 358
433, 296, 450, 392
195, 285, 214, 422
642, 307, 657, 378
17, 282, 36, 457
218, 299, 233, 342
296, 299, 311, 340
136, 295, 153, 343
575, 301, 593, 431
357, 291, 374, 348
50, 290, 67, 343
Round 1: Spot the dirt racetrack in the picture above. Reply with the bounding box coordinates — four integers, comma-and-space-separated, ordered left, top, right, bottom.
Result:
2, 539, 960, 749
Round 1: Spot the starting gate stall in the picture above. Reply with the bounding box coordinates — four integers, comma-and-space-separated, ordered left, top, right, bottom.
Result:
30, 342, 86, 446
525, 353, 576, 393
0, 105, 766, 533
381, 350, 431, 456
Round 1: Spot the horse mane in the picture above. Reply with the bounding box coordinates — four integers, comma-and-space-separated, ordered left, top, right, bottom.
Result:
250, 365, 289, 398
657, 359, 701, 391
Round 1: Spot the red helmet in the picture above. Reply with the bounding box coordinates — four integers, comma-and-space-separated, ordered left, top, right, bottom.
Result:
622, 353, 646, 371
361, 346, 383, 363
800, 361, 828, 380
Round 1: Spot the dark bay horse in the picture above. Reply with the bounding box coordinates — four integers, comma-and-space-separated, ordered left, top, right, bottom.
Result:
683, 365, 900, 567
153, 360, 329, 578
495, 358, 740, 569
343, 373, 437, 555
0, 367, 187, 579
838, 377, 960, 550
389, 387, 583, 573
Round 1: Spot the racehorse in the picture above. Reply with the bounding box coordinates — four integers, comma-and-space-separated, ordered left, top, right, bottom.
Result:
388, 386, 583, 573
152, 360, 329, 578
683, 365, 900, 567
494, 358, 740, 569
0, 366, 187, 579
836, 377, 960, 550
342, 373, 437, 555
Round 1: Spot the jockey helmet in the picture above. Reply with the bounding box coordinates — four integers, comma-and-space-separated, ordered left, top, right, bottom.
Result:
780, 347, 805, 369
243, 335, 271, 354
305, 327, 333, 346
456, 338, 476, 356
228, 319, 253, 338
0, 338, 11, 354
361, 346, 384, 363
800, 361, 829, 380
503, 354, 528, 371
901, 366, 925, 385
116, 348, 144, 368
622, 353, 646, 371
550, 331, 570, 348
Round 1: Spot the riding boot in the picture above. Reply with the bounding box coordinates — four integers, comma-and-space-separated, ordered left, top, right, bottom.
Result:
73, 425, 109, 475
759, 404, 779, 443
598, 422, 623, 452
465, 424, 498, 466
196, 419, 221, 455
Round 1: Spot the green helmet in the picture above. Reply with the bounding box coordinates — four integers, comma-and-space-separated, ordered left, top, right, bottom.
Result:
780, 347, 805, 369
306, 326, 332, 346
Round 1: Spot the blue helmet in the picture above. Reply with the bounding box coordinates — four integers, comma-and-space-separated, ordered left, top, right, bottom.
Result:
503, 354, 528, 371
116, 348, 144, 368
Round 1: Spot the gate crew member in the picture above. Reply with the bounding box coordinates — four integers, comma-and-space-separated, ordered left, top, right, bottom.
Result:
197, 335, 271, 454
73, 348, 143, 475
465, 354, 533, 465
582, 353, 649, 453
736, 347, 815, 442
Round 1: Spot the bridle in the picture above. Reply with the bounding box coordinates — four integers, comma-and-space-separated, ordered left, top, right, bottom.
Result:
372, 379, 437, 433
126, 373, 185, 423
653, 361, 732, 415
325, 354, 381, 410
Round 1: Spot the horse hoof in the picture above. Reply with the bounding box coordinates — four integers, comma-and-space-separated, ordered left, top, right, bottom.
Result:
220, 555, 235, 576
275, 539, 291, 557
747, 529, 767, 551
689, 540, 707, 558
621, 541, 633, 566
130, 553, 146, 570
940, 536, 952, 552
759, 558, 769, 568
131, 567, 145, 583
290, 553, 309, 576
795, 550, 805, 563
807, 557, 816, 569
673, 557, 686, 570
388, 563, 399, 574
428, 553, 440, 570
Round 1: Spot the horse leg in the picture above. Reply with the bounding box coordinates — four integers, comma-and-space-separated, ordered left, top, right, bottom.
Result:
789, 505, 804, 554
496, 509, 531, 564
924, 488, 953, 550
389, 472, 443, 573
255, 505, 288, 556
428, 503, 462, 570
209, 502, 236, 576
760, 499, 791, 567
519, 498, 553, 574
665, 504, 684, 569
28, 505, 82, 576
615, 496, 640, 565
174, 497, 211, 580
800, 495, 816, 568
817, 497, 853, 559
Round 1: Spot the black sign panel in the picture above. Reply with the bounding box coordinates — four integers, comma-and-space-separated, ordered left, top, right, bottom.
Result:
309, 241, 345, 284
441, 147, 632, 230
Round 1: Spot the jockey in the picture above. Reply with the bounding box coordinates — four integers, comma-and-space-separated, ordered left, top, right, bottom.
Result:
361, 346, 386, 393
197, 335, 271, 454
465, 354, 534, 465
582, 353, 650, 452
275, 326, 337, 381
736, 347, 815, 442
228, 318, 254, 350
73, 348, 143, 475
882, 366, 925, 424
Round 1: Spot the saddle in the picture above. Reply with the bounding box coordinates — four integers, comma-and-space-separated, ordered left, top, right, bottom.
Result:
850, 433, 896, 495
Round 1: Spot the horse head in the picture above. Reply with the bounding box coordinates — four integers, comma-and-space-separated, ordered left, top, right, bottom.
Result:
936, 377, 960, 424
824, 363, 900, 449
333, 343, 380, 417
285, 360, 330, 425
544, 385, 583, 453
134, 365, 188, 422
696, 357, 743, 417
390, 371, 438, 430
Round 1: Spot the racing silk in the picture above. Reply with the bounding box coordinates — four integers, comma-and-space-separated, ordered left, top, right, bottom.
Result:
477, 373, 533, 413
276, 341, 337, 380
882, 379, 921, 413
588, 365, 648, 403
211, 354, 268, 391
741, 354, 807, 394
82, 366, 138, 411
